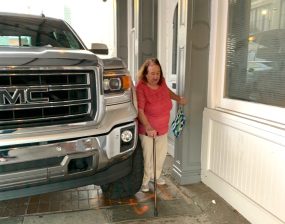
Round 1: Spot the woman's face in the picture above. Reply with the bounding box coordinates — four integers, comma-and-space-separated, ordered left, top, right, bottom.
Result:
146, 64, 161, 86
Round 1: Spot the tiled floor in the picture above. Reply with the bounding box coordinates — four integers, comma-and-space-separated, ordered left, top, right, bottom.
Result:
0, 185, 126, 217
0, 181, 183, 219
0, 155, 182, 219
0, 156, 250, 224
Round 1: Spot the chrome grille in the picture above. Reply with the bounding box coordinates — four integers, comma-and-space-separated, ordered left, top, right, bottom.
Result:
0, 70, 96, 129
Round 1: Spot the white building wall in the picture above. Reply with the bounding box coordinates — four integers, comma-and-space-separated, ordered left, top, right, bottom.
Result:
202, 1, 285, 223
202, 108, 285, 224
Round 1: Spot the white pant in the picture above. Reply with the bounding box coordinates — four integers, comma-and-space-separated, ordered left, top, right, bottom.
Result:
139, 134, 168, 185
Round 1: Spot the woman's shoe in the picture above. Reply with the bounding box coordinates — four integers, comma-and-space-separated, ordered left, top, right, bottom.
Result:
157, 178, 166, 185
150, 178, 166, 185
141, 184, 149, 192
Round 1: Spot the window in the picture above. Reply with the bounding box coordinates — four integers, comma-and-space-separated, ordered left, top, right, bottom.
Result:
131, 0, 135, 29
280, 0, 285, 29
0, 15, 83, 49
172, 4, 178, 74
225, 0, 285, 108
0, 36, 31, 46
210, 0, 285, 124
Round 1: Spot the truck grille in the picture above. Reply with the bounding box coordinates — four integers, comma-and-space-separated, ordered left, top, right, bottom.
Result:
0, 70, 96, 129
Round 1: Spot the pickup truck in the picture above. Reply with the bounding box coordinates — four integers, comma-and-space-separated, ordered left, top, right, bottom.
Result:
0, 12, 143, 200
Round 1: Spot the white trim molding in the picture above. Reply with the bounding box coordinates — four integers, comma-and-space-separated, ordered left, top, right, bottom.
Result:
202, 108, 285, 224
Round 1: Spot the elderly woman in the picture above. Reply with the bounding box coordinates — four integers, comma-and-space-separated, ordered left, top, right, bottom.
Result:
136, 58, 186, 192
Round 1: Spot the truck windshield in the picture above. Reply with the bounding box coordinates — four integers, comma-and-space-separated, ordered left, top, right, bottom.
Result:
0, 15, 84, 49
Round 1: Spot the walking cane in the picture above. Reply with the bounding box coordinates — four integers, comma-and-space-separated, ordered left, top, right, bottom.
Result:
153, 136, 158, 216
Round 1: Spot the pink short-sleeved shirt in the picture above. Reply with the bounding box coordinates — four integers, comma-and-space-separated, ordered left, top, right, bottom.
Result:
136, 79, 172, 135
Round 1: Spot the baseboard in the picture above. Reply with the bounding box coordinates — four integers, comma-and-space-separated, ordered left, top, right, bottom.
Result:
202, 171, 284, 224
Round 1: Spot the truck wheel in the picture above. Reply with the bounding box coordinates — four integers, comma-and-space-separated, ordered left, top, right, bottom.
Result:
100, 139, 144, 199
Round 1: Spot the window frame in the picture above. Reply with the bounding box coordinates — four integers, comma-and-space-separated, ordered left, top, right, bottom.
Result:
208, 0, 285, 125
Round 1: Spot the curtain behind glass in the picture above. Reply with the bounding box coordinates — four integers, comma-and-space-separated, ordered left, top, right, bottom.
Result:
225, 0, 285, 108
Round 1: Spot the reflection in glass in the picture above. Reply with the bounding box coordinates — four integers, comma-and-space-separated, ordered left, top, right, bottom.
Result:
226, 0, 285, 107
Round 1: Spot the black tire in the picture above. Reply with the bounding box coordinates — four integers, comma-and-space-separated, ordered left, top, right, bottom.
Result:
100, 138, 144, 199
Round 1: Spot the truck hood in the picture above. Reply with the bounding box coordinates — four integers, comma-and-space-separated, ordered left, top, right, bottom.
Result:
101, 58, 127, 70
0, 47, 101, 67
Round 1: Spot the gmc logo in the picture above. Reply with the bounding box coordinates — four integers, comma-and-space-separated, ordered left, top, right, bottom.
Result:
0, 88, 49, 105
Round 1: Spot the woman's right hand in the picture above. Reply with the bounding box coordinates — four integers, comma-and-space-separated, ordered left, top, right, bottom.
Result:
146, 127, 157, 137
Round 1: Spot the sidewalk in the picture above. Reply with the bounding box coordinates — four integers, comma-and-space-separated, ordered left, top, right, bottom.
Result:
157, 155, 250, 224
0, 155, 250, 224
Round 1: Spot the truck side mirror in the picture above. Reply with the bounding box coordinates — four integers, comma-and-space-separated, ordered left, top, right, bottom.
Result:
89, 43, 109, 55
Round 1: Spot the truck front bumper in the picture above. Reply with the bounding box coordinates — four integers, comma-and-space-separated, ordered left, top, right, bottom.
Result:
0, 150, 133, 201
0, 122, 137, 195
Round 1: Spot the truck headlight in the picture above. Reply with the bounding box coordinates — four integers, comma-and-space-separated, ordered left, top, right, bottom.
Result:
103, 73, 131, 94
103, 69, 133, 105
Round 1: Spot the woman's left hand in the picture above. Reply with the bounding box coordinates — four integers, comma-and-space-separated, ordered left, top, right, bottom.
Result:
178, 97, 187, 105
